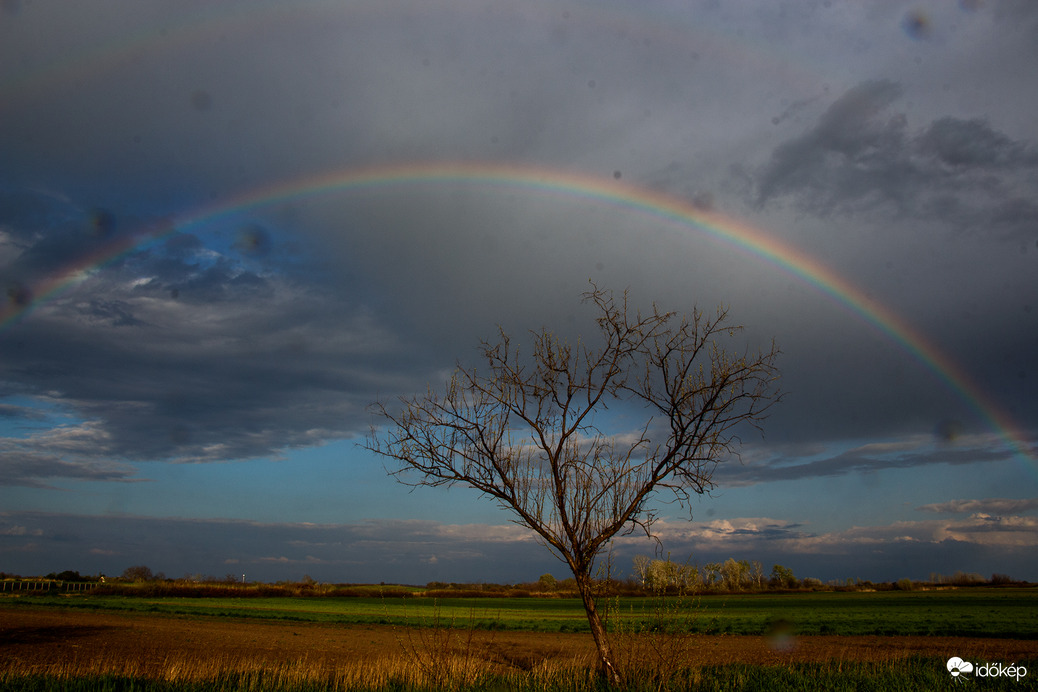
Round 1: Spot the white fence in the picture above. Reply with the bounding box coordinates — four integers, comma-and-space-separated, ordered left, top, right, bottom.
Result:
0, 580, 97, 593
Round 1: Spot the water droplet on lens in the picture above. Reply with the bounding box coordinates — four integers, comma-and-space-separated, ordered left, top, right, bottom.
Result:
235, 224, 272, 257
692, 192, 714, 211
91, 208, 117, 237
6, 282, 32, 308
902, 11, 931, 39
934, 419, 963, 444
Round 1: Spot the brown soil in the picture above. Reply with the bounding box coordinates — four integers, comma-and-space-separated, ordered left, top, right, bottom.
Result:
2, 604, 1036, 676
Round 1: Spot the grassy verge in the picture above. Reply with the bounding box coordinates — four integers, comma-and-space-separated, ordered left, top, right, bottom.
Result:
3, 657, 1035, 691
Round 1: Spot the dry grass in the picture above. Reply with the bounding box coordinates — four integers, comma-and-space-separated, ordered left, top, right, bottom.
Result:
1, 649, 604, 691
4, 603, 1036, 690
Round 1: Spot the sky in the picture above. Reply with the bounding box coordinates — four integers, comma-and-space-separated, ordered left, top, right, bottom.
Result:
1, 0, 1036, 586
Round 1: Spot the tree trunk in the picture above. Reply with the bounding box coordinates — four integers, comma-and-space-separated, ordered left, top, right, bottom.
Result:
574, 572, 622, 686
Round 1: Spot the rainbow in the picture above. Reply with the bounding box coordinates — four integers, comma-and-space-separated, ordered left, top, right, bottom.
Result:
2, 161, 1033, 464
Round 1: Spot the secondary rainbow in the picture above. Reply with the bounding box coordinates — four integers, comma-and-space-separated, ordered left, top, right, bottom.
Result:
2, 161, 1032, 464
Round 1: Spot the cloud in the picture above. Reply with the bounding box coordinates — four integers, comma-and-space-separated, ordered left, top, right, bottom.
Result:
0, 524, 43, 537
641, 517, 811, 549
715, 434, 1022, 487
4, 508, 1037, 583
916, 117, 1038, 169
0, 512, 547, 583
0, 436, 142, 488
619, 511, 1038, 556
0, 196, 417, 464
792, 515, 1038, 552
753, 79, 907, 212
752, 80, 1038, 241
0, 403, 46, 420
917, 497, 1038, 515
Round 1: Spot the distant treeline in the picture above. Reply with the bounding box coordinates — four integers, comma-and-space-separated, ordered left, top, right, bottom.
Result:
619, 556, 1027, 595
0, 562, 1028, 598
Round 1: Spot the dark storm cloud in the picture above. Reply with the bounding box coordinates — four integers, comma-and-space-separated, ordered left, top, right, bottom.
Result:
916, 117, 1038, 168
0, 402, 45, 419
717, 436, 1025, 487
0, 446, 140, 488
0, 512, 547, 583
0, 300, 395, 464
752, 80, 1038, 240
1, 195, 417, 469
752, 79, 908, 209
0, 189, 116, 279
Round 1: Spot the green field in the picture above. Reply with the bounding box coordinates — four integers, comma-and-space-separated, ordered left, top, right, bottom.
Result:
7, 587, 1037, 638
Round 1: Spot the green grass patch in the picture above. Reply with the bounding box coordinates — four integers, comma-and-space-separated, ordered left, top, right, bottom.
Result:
611, 588, 1038, 638
5, 587, 1037, 638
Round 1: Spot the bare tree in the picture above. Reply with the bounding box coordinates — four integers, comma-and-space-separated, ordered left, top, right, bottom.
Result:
366, 284, 779, 683
631, 554, 651, 587
120, 565, 154, 582
751, 560, 766, 590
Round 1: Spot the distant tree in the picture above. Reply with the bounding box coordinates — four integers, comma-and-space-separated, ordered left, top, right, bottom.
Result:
537, 573, 558, 591
631, 555, 651, 587
367, 284, 780, 683
643, 557, 698, 594
121, 565, 154, 582
770, 564, 797, 589
645, 558, 677, 593
750, 560, 765, 590
719, 558, 751, 591
702, 562, 722, 588
951, 570, 984, 586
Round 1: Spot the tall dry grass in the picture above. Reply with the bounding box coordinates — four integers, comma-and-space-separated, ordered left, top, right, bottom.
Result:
0, 649, 605, 691
1, 654, 971, 691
